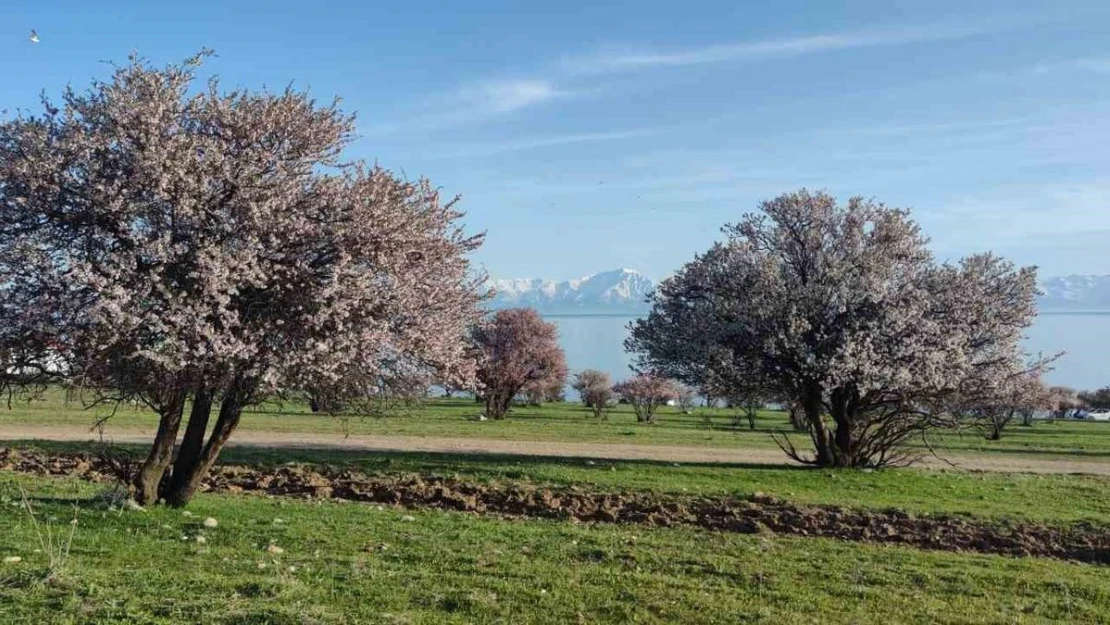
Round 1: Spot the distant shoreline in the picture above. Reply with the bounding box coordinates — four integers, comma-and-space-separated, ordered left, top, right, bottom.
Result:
535, 310, 1110, 318
542, 312, 645, 319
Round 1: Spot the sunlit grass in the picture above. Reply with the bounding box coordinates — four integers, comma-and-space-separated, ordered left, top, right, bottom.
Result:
1, 473, 1108, 624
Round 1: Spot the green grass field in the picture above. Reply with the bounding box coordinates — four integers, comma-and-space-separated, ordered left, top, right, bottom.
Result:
2, 472, 1109, 624
4, 390, 1110, 459
4, 391, 1110, 622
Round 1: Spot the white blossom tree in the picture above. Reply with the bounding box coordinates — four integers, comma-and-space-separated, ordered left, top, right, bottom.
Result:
674, 383, 698, 414
627, 189, 1050, 467
956, 371, 1054, 439
572, 369, 614, 419
0, 52, 486, 505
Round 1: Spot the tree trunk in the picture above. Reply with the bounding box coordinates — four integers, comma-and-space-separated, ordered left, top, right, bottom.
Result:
132, 391, 187, 505
788, 404, 808, 431
164, 388, 245, 507
484, 393, 498, 419
985, 415, 1005, 440
1021, 409, 1035, 427
164, 387, 214, 500
802, 385, 834, 466
63, 385, 79, 407
824, 388, 859, 467
831, 411, 853, 467
744, 406, 757, 430
985, 410, 1014, 441
484, 389, 515, 420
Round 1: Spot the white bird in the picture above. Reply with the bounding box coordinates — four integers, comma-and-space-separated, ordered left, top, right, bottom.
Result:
29, 30, 40, 43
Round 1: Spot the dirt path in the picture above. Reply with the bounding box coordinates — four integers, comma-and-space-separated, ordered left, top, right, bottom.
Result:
2, 424, 1109, 475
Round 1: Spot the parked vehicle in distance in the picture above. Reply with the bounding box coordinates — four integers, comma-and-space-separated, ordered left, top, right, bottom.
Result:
1074, 409, 1110, 421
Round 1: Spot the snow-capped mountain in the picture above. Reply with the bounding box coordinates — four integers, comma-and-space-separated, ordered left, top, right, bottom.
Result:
485, 270, 1110, 313
487, 269, 654, 314
1038, 275, 1110, 311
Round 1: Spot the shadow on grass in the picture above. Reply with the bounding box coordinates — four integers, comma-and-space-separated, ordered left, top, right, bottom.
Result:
912, 445, 1110, 460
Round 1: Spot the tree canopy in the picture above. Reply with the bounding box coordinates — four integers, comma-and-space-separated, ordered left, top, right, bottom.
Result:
471, 308, 567, 420
627, 189, 1048, 467
612, 375, 679, 424
0, 53, 486, 504
573, 369, 614, 419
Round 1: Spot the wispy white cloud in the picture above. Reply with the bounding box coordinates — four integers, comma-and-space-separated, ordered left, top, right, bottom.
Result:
973, 56, 1110, 86
1028, 57, 1110, 75
430, 128, 658, 159
362, 18, 1023, 136
359, 79, 567, 136
928, 179, 1110, 248
453, 79, 565, 114
562, 23, 1001, 73
1074, 58, 1110, 73
844, 116, 1040, 138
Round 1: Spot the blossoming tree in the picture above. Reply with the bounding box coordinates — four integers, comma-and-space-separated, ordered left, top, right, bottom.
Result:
627, 189, 1048, 467
0, 53, 486, 505
612, 375, 679, 423
471, 308, 566, 420
572, 369, 614, 419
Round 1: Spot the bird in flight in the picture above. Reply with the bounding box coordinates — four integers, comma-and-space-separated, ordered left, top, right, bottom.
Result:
29, 30, 40, 43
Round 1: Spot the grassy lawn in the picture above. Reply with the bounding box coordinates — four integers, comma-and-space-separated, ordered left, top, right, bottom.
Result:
1, 472, 1108, 624
4, 390, 1110, 460
6, 441, 1110, 525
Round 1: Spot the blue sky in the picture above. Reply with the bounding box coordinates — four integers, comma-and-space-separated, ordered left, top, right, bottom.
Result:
4, 0, 1110, 282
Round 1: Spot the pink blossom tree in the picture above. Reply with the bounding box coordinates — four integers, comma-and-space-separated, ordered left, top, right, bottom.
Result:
627, 189, 1050, 467
471, 308, 566, 420
522, 368, 568, 405
0, 53, 486, 505
572, 369, 614, 419
958, 372, 1054, 439
613, 375, 679, 423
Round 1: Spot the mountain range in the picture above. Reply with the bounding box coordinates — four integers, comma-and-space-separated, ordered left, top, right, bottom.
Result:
487, 269, 654, 314
486, 269, 1110, 314
1037, 275, 1110, 311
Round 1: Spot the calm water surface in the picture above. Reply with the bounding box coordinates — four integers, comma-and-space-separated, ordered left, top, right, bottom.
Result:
548, 313, 1110, 391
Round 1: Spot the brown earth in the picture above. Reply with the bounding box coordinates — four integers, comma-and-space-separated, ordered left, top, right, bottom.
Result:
1, 424, 1109, 475
2, 446, 1108, 565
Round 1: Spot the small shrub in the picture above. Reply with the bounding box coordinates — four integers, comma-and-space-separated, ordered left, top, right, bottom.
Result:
573, 370, 614, 419
613, 376, 679, 423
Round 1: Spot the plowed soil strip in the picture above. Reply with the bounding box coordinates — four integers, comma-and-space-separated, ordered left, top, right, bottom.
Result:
3, 447, 1108, 564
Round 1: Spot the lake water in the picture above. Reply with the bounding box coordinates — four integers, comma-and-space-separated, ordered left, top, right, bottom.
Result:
548, 312, 1110, 392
